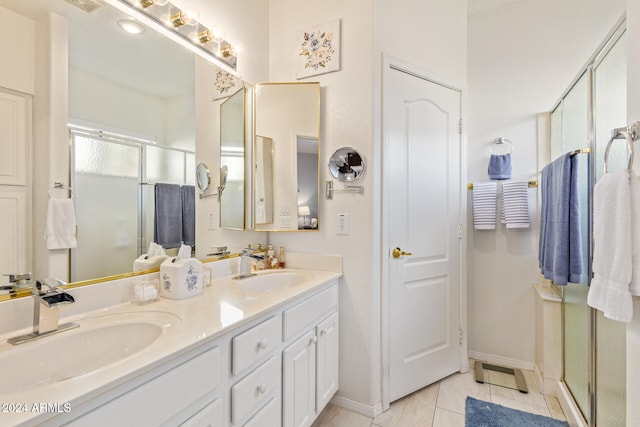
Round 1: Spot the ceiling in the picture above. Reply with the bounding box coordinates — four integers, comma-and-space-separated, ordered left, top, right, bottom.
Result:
0, 0, 194, 99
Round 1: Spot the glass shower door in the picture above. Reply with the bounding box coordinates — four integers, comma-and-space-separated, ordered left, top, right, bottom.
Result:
551, 71, 591, 420
593, 33, 626, 427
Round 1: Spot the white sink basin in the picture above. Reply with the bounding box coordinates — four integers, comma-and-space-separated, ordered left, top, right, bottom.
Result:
0, 311, 180, 394
237, 271, 310, 293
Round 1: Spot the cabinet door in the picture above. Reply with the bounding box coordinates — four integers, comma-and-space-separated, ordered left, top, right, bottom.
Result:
316, 312, 339, 412
283, 330, 316, 427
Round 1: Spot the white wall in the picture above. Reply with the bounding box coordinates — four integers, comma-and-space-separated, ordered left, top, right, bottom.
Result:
627, 0, 640, 424
0, 6, 34, 95
467, 0, 625, 367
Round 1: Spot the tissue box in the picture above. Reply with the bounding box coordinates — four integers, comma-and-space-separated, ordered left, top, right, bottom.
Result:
133, 255, 169, 272
160, 257, 203, 299
131, 278, 159, 305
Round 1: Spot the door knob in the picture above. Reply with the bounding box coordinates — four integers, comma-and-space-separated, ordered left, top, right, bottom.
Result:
392, 247, 412, 258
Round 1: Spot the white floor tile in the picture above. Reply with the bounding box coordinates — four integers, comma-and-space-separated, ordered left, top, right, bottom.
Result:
314, 369, 567, 427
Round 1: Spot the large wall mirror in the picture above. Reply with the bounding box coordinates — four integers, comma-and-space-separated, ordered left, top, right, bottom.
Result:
0, 0, 200, 286
253, 82, 320, 231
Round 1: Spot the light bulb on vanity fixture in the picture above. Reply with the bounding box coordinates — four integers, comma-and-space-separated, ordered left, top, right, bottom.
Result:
169, 8, 199, 27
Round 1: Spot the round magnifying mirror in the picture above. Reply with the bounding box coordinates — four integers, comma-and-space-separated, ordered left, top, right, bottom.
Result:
196, 162, 211, 192
328, 147, 365, 182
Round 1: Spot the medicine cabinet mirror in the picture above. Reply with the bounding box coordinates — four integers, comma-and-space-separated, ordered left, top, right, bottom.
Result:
253, 82, 320, 231
220, 88, 246, 230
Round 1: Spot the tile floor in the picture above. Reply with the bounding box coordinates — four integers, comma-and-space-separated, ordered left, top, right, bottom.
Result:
312, 364, 567, 427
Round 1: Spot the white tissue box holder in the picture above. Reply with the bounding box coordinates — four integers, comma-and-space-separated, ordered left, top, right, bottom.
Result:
131, 278, 160, 305
133, 255, 169, 272
160, 257, 203, 300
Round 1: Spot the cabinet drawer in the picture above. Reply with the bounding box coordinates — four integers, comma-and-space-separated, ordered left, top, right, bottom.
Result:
181, 398, 223, 427
243, 397, 280, 427
283, 284, 338, 340
231, 356, 279, 423
232, 316, 279, 375
72, 347, 221, 426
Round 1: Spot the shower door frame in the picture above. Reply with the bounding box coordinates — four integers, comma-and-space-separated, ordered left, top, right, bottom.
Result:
549, 16, 627, 427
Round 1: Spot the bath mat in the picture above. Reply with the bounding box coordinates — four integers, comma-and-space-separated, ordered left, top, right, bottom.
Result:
465, 397, 568, 427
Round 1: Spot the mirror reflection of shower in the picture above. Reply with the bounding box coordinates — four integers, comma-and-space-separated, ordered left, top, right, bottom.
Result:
70, 126, 194, 282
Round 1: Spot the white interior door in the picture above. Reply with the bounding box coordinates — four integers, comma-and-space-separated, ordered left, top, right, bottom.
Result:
384, 62, 462, 403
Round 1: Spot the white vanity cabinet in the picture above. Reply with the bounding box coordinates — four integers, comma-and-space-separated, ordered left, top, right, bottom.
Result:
282, 285, 339, 427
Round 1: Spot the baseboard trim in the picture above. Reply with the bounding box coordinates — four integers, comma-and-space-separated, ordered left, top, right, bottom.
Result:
556, 381, 587, 427
329, 395, 384, 418
468, 351, 535, 371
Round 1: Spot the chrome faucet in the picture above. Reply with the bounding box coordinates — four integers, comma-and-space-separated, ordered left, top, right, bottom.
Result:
236, 249, 264, 279
7, 278, 79, 345
1, 273, 32, 295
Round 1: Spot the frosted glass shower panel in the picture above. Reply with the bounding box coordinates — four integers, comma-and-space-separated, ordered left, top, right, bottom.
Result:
553, 71, 590, 419
594, 33, 626, 427
146, 145, 186, 184
73, 136, 141, 282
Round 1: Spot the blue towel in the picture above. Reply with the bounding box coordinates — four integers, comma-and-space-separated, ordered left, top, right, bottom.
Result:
488, 153, 512, 180
154, 183, 183, 249
538, 153, 583, 285
181, 185, 196, 247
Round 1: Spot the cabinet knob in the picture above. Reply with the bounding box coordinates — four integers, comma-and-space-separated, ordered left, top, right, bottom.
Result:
257, 383, 268, 394
320, 328, 327, 336
309, 336, 318, 345
257, 339, 268, 350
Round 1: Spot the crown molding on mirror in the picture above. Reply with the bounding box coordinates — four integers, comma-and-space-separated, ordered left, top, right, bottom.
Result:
102, 0, 240, 77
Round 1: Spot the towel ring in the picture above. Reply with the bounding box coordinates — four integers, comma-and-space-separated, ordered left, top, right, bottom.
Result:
489, 137, 513, 155
48, 182, 74, 199
603, 130, 634, 174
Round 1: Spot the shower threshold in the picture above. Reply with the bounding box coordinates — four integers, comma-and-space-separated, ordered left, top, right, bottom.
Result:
474, 360, 528, 393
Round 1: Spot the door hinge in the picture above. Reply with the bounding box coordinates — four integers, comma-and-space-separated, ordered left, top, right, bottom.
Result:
457, 224, 463, 239
459, 329, 464, 345
459, 118, 463, 134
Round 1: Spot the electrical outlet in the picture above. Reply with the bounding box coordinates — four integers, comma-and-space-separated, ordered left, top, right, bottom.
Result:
337, 213, 349, 235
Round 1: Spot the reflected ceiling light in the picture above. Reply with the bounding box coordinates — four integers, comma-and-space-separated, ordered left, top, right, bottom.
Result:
117, 19, 145, 34
139, 0, 168, 8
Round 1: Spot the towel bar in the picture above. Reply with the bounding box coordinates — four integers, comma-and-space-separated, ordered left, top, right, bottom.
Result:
467, 180, 537, 190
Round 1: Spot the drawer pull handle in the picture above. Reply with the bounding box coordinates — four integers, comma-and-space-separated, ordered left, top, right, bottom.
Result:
257, 339, 268, 350
257, 383, 268, 394
309, 336, 318, 345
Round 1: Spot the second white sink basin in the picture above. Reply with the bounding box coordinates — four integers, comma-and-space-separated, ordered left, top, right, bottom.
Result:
0, 311, 180, 395
237, 271, 310, 293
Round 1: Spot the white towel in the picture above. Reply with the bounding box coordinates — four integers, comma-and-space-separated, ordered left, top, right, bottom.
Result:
45, 198, 77, 250
587, 170, 633, 322
500, 181, 530, 228
630, 172, 640, 296
472, 182, 497, 230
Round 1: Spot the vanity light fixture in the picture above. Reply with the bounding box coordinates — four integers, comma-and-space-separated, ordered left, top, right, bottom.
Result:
104, 0, 239, 75
117, 19, 145, 34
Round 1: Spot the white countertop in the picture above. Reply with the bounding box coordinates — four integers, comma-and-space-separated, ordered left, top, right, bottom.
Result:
0, 255, 341, 426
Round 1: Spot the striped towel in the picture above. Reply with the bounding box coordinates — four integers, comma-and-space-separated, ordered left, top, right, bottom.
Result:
473, 182, 497, 230
501, 181, 530, 228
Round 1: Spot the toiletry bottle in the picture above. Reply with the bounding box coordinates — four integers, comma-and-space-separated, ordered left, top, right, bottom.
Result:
279, 246, 286, 269
266, 245, 275, 269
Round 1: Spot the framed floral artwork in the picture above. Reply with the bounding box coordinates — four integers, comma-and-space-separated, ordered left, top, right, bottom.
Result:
296, 19, 341, 79
212, 66, 242, 101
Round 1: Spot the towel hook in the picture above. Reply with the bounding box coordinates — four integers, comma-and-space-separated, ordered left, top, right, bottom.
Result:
603, 127, 635, 174
48, 182, 74, 199
489, 137, 513, 155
